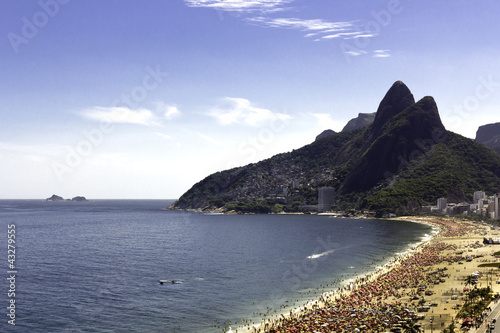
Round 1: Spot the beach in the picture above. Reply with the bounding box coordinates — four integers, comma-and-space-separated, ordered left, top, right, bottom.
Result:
234, 217, 500, 333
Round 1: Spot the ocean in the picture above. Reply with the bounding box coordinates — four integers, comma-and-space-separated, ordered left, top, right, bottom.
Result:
0, 199, 432, 332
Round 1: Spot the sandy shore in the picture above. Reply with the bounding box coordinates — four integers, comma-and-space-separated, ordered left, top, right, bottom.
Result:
230, 216, 500, 333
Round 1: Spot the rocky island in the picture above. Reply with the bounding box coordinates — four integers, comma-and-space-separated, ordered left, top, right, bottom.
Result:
45, 195, 88, 202
46, 194, 65, 202
71, 196, 88, 202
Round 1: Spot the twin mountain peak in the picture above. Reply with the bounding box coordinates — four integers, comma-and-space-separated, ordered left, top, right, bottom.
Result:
172, 81, 500, 215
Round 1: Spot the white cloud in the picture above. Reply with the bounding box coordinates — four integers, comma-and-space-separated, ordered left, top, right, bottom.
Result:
184, 1, 379, 43
373, 49, 391, 58
249, 17, 351, 31
208, 97, 291, 126
345, 50, 367, 57
354, 34, 377, 39
79, 103, 181, 126
165, 106, 181, 119
311, 113, 345, 132
80, 106, 161, 126
0, 142, 64, 160
155, 132, 173, 140
154, 102, 181, 120
184, 0, 292, 12
248, 17, 377, 42
321, 32, 362, 40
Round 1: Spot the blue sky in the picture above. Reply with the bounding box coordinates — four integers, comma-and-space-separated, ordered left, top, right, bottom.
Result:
1, 0, 500, 199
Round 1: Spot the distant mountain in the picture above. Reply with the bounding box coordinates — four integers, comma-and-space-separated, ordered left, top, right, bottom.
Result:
341, 112, 375, 132
476, 122, 500, 154
170, 81, 500, 215
314, 112, 375, 143
315, 129, 336, 141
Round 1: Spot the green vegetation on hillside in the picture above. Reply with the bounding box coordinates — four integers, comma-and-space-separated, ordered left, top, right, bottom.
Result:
362, 132, 500, 215
171, 82, 500, 215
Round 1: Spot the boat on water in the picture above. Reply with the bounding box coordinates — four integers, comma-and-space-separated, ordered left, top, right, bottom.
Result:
159, 280, 183, 285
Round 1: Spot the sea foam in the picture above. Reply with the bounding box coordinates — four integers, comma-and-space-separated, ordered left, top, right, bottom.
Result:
307, 249, 335, 259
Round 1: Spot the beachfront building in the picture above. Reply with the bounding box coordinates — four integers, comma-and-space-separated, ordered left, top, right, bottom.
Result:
447, 203, 470, 215
422, 192, 499, 219
478, 198, 486, 211
422, 190, 500, 219
489, 201, 496, 220
474, 191, 486, 204
318, 187, 335, 212
495, 195, 499, 221
437, 198, 447, 213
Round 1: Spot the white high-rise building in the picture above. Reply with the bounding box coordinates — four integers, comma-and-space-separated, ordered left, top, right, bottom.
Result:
473, 191, 486, 204
437, 198, 447, 213
318, 187, 336, 212
495, 195, 499, 221
478, 198, 485, 210
489, 202, 497, 220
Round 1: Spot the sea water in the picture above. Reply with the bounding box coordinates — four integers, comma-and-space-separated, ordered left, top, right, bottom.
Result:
0, 200, 431, 332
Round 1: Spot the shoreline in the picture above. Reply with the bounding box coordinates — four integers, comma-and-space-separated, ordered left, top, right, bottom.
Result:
230, 216, 500, 333
231, 216, 437, 333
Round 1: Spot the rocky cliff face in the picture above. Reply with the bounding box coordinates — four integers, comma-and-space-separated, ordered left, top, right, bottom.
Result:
339, 94, 447, 194
341, 113, 375, 132
370, 81, 415, 140
315, 112, 375, 142
476, 122, 500, 154
476, 122, 500, 143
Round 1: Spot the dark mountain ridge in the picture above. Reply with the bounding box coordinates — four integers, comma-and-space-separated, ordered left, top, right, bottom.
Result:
339, 95, 446, 194
341, 112, 375, 132
476, 122, 500, 154
171, 81, 500, 215
315, 129, 336, 141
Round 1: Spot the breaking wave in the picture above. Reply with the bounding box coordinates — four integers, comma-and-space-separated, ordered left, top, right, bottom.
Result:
307, 249, 335, 259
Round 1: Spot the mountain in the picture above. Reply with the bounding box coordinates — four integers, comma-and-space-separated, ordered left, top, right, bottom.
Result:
339, 95, 445, 194
170, 81, 500, 215
341, 112, 375, 132
476, 122, 500, 154
315, 129, 336, 141
314, 112, 375, 142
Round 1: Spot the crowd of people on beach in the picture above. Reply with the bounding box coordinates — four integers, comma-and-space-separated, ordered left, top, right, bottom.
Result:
262, 236, 472, 332
254, 213, 492, 333
231, 218, 493, 333
437, 219, 477, 238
